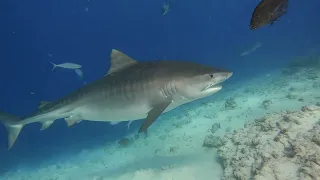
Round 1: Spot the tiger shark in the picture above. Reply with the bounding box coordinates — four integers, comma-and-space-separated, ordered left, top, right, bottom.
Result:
0, 49, 232, 149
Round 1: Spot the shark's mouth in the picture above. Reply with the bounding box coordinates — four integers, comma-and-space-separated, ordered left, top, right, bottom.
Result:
202, 84, 222, 92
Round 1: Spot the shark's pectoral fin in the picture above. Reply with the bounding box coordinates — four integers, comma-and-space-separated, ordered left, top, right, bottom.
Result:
65, 116, 82, 127
40, 121, 54, 130
138, 101, 171, 133
5, 124, 23, 150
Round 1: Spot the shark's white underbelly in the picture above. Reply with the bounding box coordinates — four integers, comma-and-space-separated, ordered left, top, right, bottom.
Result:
73, 95, 193, 123
75, 103, 151, 122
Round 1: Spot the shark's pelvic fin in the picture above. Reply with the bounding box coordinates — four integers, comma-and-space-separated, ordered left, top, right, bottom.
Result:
38, 101, 51, 109
40, 120, 54, 130
138, 101, 171, 134
106, 49, 137, 75
65, 116, 82, 127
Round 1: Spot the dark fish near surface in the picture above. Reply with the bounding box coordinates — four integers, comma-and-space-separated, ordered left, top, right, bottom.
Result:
250, 0, 288, 30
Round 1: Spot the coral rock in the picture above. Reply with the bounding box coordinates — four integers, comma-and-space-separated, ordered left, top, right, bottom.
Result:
202, 134, 227, 148
217, 105, 320, 180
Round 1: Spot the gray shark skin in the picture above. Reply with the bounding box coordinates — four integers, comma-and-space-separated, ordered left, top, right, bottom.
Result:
0, 49, 232, 149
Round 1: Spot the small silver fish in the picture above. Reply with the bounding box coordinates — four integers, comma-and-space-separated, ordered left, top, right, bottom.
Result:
50, 62, 82, 71
162, 0, 172, 15
240, 42, 262, 56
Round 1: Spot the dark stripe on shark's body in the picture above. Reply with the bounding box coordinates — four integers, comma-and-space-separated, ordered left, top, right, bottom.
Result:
0, 49, 232, 149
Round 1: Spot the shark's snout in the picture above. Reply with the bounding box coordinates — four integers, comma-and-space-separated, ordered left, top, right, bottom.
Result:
200, 70, 232, 93
212, 71, 233, 85
224, 71, 233, 80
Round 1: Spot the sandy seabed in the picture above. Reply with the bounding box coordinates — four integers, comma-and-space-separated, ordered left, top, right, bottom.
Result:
1, 66, 320, 180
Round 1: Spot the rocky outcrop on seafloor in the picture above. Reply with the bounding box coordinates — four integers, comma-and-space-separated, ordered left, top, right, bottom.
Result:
225, 97, 237, 110
281, 55, 320, 76
216, 105, 320, 180
203, 134, 227, 148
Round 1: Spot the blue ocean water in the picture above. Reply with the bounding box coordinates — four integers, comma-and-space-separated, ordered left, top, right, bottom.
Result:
1, 0, 320, 179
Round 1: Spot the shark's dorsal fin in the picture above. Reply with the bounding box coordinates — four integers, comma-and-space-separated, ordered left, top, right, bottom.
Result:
106, 49, 136, 75
38, 101, 51, 109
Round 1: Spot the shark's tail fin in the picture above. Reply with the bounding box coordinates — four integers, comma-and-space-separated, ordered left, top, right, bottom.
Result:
0, 110, 23, 150
50, 62, 57, 71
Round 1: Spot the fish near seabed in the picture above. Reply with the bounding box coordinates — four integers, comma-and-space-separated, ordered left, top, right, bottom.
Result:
0, 49, 233, 149
250, 0, 288, 30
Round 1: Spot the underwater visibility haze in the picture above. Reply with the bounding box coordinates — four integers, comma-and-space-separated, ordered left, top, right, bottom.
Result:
1, 0, 320, 179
